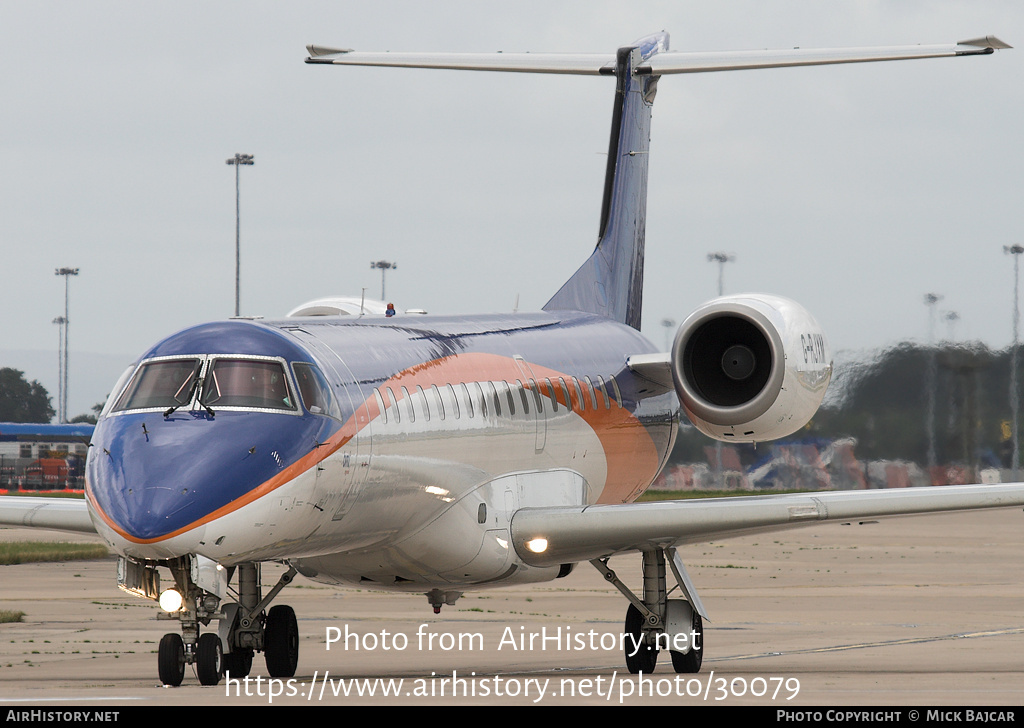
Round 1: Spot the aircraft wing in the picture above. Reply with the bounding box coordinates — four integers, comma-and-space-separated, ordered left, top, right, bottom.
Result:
510, 483, 1024, 567
306, 37, 1009, 76
0, 496, 96, 534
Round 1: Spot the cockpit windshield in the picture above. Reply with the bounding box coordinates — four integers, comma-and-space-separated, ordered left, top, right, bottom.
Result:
199, 359, 296, 411
112, 359, 201, 412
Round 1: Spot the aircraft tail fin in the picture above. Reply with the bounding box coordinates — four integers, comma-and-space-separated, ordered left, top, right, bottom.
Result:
307, 34, 1006, 330
542, 33, 667, 329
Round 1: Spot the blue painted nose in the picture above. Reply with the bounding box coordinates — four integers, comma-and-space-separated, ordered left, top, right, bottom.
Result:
87, 410, 326, 541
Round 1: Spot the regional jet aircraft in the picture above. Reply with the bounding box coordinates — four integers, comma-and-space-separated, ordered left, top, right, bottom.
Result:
2, 31, 1021, 687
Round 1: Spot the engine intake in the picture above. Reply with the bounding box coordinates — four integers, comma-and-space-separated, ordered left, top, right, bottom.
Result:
672, 294, 831, 442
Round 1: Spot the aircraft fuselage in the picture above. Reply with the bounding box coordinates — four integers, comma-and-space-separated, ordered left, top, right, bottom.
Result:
86, 312, 678, 590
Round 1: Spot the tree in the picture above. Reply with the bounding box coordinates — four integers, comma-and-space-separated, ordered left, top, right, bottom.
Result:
0, 368, 56, 423
69, 403, 104, 425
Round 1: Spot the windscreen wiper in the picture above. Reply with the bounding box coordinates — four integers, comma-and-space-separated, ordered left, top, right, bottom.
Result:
163, 363, 205, 417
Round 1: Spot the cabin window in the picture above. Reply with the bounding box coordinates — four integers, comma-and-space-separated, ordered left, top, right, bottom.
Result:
583, 376, 598, 410
544, 378, 558, 412
609, 376, 623, 408
595, 375, 611, 410
373, 388, 388, 424
113, 358, 202, 412
558, 378, 573, 411
516, 380, 530, 414
431, 384, 445, 420
527, 378, 543, 413
460, 383, 474, 418
400, 386, 415, 423
386, 387, 401, 423
474, 382, 488, 418
572, 378, 586, 411
444, 383, 460, 419
487, 382, 502, 417
415, 385, 431, 422
500, 380, 516, 416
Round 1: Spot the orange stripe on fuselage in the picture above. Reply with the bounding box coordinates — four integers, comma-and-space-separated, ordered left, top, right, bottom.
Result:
91, 352, 660, 544
356, 352, 661, 503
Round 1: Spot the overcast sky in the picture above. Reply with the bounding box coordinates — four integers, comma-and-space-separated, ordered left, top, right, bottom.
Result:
2, 1, 1023, 417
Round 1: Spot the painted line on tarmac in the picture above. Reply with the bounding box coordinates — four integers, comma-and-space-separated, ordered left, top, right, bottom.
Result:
709, 626, 1024, 662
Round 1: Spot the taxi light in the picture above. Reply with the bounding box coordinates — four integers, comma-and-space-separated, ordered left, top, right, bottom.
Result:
159, 588, 183, 613
525, 537, 549, 554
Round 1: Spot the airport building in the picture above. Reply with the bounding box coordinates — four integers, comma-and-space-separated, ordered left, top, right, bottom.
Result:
0, 422, 93, 491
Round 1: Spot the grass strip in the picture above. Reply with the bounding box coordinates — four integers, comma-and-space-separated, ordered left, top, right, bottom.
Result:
0, 542, 108, 565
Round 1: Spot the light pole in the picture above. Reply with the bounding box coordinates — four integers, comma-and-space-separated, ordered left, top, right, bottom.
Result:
707, 252, 735, 297
1005, 244, 1023, 479
52, 316, 66, 424
924, 292, 943, 473
943, 310, 960, 342
370, 260, 397, 301
54, 267, 78, 424
660, 318, 676, 351
226, 153, 254, 317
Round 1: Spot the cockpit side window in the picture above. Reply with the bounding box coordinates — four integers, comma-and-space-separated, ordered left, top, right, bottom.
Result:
292, 363, 342, 419
101, 364, 141, 418
113, 358, 202, 412
200, 359, 296, 411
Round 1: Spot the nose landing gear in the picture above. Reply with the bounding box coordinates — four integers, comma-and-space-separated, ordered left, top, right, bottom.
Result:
151, 558, 299, 686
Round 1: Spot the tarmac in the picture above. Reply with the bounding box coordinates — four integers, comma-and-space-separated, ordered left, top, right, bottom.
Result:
0, 507, 1021, 707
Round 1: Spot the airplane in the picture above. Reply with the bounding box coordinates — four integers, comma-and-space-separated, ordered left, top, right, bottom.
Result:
2, 31, 1022, 688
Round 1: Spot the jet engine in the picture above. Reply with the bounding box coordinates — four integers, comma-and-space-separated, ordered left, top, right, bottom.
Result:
671, 294, 832, 442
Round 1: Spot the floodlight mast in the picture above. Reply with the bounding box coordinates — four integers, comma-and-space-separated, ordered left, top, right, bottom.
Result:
923, 293, 943, 472
54, 267, 78, 423
1005, 244, 1024, 479
370, 260, 397, 301
226, 153, 254, 317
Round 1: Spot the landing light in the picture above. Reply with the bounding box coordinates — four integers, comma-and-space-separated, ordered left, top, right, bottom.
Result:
159, 588, 183, 613
424, 485, 453, 502
525, 537, 549, 554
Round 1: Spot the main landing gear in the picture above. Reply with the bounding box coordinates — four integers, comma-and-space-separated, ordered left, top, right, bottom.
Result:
151, 558, 299, 687
591, 547, 706, 674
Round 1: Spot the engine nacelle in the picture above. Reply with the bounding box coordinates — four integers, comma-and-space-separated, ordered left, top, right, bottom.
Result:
672, 293, 832, 442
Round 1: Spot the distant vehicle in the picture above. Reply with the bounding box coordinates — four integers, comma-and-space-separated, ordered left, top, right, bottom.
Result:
22, 458, 68, 489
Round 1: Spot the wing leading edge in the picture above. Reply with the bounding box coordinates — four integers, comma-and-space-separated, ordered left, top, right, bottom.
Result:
0, 496, 96, 534
510, 483, 1024, 567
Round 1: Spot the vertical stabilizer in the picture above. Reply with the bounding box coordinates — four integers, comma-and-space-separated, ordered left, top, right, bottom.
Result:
542, 32, 668, 329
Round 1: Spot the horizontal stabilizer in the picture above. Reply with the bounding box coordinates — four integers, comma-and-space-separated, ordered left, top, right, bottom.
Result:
640, 40, 1008, 75
305, 49, 616, 75
306, 38, 1008, 76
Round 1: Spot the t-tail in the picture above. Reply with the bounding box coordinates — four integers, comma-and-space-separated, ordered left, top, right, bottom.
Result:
542, 33, 667, 330
306, 33, 1008, 330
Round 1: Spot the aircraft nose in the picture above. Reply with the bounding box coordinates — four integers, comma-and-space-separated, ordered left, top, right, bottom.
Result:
87, 411, 324, 542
